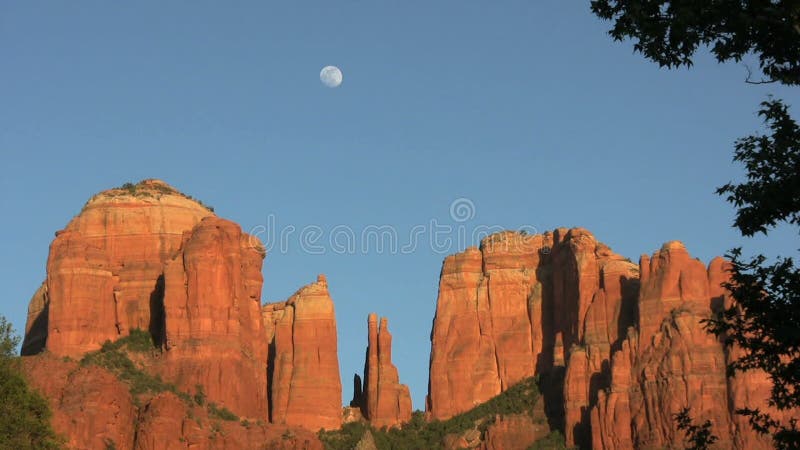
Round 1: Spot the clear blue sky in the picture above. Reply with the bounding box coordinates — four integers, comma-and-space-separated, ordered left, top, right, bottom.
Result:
2, 1, 798, 410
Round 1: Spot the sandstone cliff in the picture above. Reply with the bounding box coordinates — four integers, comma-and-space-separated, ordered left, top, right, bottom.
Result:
427, 229, 790, 450
21, 180, 343, 447
263, 275, 343, 431
354, 313, 412, 428
22, 354, 324, 450
427, 228, 637, 427
23, 179, 213, 357
159, 216, 269, 419
590, 243, 783, 450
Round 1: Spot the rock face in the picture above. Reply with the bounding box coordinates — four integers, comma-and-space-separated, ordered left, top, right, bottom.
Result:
134, 392, 324, 450
263, 275, 343, 431
355, 313, 412, 428
22, 355, 324, 450
590, 244, 784, 450
427, 228, 638, 429
479, 414, 548, 450
23, 179, 213, 357
160, 215, 269, 419
21, 180, 345, 445
22, 355, 137, 450
428, 229, 793, 450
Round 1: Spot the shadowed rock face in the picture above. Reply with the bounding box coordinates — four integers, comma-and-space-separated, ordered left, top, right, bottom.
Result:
428, 229, 792, 450
263, 275, 343, 431
357, 313, 412, 428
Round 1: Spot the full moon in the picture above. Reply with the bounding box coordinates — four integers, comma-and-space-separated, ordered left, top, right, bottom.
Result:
320, 65, 343, 88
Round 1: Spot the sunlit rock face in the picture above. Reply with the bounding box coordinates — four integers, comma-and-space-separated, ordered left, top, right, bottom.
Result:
19, 179, 346, 445
23, 179, 213, 357
427, 229, 791, 449
264, 275, 343, 431
160, 215, 269, 419
22, 355, 325, 450
427, 229, 637, 428
356, 313, 412, 428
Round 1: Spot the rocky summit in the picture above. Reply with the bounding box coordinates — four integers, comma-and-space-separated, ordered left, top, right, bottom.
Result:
17, 180, 796, 449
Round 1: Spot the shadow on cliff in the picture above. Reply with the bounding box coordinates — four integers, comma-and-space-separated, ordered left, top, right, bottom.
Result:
149, 275, 166, 348
21, 302, 48, 356
535, 246, 566, 434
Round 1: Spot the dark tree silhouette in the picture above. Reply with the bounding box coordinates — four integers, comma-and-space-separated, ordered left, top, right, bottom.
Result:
590, 0, 800, 85
675, 407, 719, 450
710, 100, 800, 450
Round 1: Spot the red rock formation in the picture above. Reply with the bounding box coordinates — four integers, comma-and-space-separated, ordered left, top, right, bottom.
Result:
134, 392, 324, 450
160, 216, 268, 419
26, 179, 213, 357
427, 228, 638, 434
23, 354, 137, 450
589, 243, 788, 450
590, 337, 635, 450
427, 233, 547, 420
23, 354, 324, 450
427, 230, 799, 449
264, 275, 342, 431
480, 414, 548, 450
359, 313, 412, 428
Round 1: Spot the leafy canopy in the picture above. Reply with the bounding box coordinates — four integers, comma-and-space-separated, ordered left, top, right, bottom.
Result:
708, 100, 800, 449
590, 0, 800, 85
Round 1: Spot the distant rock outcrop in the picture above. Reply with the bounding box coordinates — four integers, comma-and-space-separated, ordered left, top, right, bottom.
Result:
354, 313, 412, 428
263, 275, 343, 431
427, 228, 638, 431
590, 244, 784, 450
22, 179, 795, 449
427, 228, 790, 449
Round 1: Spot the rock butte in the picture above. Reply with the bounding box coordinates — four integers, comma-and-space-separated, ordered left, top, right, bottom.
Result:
18, 180, 797, 449
20, 180, 333, 447
426, 228, 794, 449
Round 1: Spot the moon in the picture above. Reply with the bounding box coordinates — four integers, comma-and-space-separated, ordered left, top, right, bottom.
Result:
320, 65, 343, 88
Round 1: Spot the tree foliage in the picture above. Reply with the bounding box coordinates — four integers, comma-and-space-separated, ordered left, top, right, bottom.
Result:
717, 99, 800, 236
709, 100, 800, 449
675, 407, 720, 450
590, 0, 800, 85
0, 315, 62, 449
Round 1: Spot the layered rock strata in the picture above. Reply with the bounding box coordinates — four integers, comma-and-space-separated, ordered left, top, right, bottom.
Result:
262, 275, 343, 431
427, 229, 791, 449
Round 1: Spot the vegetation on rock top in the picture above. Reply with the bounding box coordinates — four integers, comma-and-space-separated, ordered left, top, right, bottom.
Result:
84, 179, 215, 212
